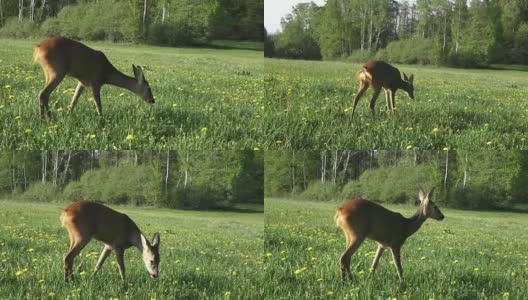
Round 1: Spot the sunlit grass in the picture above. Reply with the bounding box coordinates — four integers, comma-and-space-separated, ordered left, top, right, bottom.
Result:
0, 201, 264, 299
265, 58, 528, 149
0, 39, 263, 149
264, 198, 528, 299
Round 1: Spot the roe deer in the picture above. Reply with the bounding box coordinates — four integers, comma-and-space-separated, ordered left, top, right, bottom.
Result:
351, 61, 414, 116
34, 36, 154, 119
60, 201, 160, 282
335, 188, 443, 282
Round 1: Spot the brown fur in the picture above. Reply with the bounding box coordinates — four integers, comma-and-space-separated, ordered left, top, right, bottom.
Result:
335, 189, 443, 281
351, 61, 414, 116
34, 36, 154, 119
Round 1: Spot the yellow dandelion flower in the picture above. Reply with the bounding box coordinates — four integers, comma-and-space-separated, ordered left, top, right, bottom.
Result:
406, 145, 413, 150
503, 292, 510, 298
195, 267, 200, 271
15, 116, 21, 120
25, 129, 32, 134
38, 279, 44, 284
80, 271, 86, 276
307, 247, 313, 251
48, 292, 55, 297
253, 147, 260, 151
317, 278, 323, 282
265, 253, 272, 257
15, 270, 24, 276
521, 138, 526, 142
56, 107, 63, 112
486, 141, 492, 145
126, 134, 135, 141
89, 134, 96, 139
201, 127, 207, 133
294, 269, 302, 275
4, 84, 11, 89
224, 291, 231, 297
432, 128, 440, 133
119, 92, 125, 97
327, 291, 334, 296
276, 140, 283, 144
443, 147, 449, 151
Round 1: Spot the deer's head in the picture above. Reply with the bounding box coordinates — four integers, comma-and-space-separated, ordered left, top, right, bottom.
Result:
140, 233, 160, 278
403, 72, 414, 99
133, 65, 155, 104
418, 188, 444, 221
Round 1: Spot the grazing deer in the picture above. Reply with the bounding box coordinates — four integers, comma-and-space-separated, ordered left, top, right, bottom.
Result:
34, 36, 154, 119
351, 61, 414, 116
335, 188, 443, 282
60, 201, 160, 282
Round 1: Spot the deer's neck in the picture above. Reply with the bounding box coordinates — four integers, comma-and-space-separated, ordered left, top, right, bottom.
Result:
404, 208, 427, 238
106, 69, 139, 95
131, 231, 146, 253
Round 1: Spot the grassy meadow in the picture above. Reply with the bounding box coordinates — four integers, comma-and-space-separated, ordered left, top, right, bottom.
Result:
0, 39, 263, 149
264, 199, 528, 299
265, 59, 528, 149
0, 201, 264, 299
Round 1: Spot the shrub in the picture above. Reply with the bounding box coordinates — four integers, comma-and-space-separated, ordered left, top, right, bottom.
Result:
299, 181, 340, 201
347, 50, 374, 63
20, 182, 60, 202
0, 18, 38, 39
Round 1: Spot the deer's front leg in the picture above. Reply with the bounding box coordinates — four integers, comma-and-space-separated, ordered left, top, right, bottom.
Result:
391, 247, 403, 281
69, 82, 85, 112
115, 248, 126, 281
91, 86, 103, 116
93, 245, 112, 275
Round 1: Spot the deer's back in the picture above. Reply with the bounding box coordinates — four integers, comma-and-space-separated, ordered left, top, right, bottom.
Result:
35, 37, 114, 86
62, 201, 138, 247
337, 199, 406, 247
362, 61, 402, 88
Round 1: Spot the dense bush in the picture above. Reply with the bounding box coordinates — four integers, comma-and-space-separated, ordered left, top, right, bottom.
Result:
376, 38, 438, 65
61, 164, 162, 206
19, 183, 60, 202
299, 181, 340, 201
40, 1, 135, 42
0, 18, 38, 39
347, 50, 374, 63
340, 163, 435, 203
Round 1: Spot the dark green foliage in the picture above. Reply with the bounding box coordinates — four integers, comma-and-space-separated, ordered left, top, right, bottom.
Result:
299, 181, 339, 201
0, 18, 38, 38
19, 182, 60, 202
272, 0, 523, 67
0, 151, 263, 210
0, 0, 262, 45
266, 151, 528, 210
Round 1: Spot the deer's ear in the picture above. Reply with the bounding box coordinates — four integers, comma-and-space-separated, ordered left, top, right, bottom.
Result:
403, 72, 408, 81
152, 233, 160, 248
427, 187, 435, 199
133, 65, 145, 83
418, 189, 426, 202
409, 74, 414, 83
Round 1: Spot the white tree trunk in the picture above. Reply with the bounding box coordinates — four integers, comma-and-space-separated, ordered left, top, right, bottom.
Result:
165, 151, 170, 188
143, 0, 147, 27
444, 150, 449, 186
18, 0, 23, 20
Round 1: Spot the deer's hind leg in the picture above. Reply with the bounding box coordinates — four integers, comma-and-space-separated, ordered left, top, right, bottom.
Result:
339, 233, 365, 280
351, 81, 368, 117
38, 65, 65, 119
368, 86, 382, 116
63, 224, 91, 282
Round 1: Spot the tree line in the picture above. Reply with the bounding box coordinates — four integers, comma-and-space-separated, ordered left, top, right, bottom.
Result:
265, 150, 528, 210
265, 0, 528, 67
0, 0, 264, 45
0, 151, 264, 210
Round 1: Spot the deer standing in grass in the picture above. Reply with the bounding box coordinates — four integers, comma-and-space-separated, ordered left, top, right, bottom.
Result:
335, 188, 444, 282
34, 36, 154, 119
61, 201, 160, 282
351, 61, 414, 116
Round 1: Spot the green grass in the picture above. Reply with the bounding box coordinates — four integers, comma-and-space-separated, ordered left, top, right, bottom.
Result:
265, 59, 528, 149
264, 198, 528, 299
0, 39, 263, 149
0, 201, 263, 299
